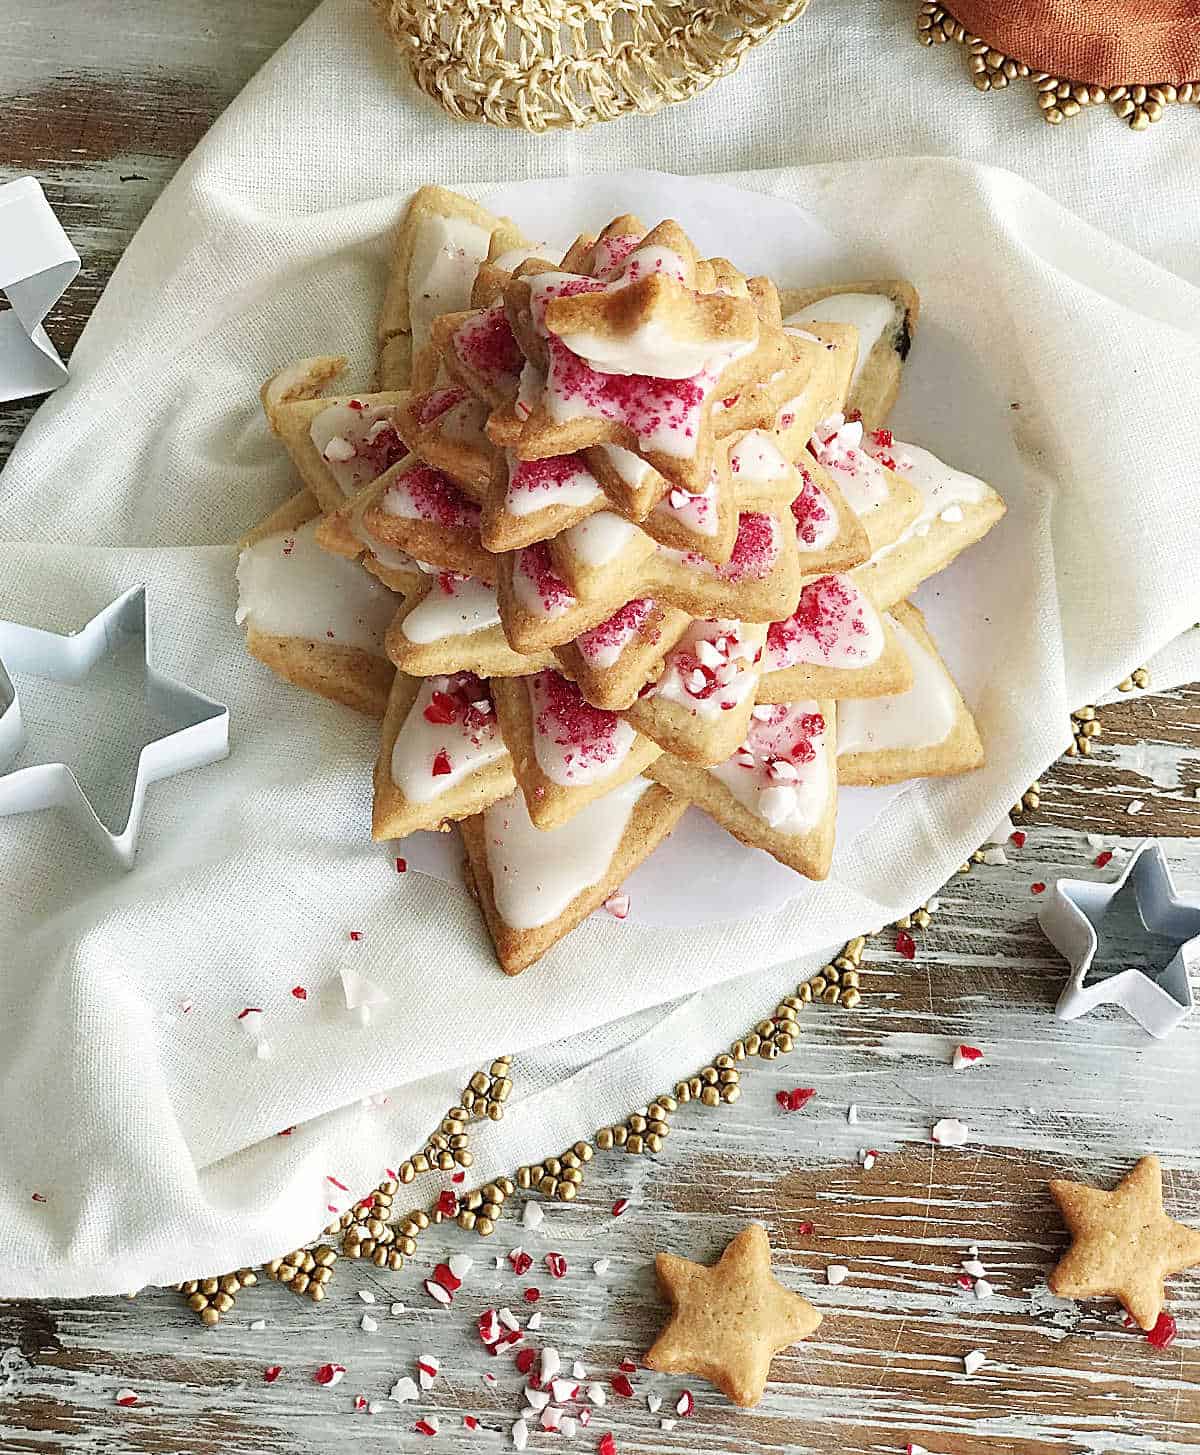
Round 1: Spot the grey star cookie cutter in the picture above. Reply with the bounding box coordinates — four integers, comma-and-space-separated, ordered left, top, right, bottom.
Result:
0, 585, 229, 869
1039, 840, 1200, 1040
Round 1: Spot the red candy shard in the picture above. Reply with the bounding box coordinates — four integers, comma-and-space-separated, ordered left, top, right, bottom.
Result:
1031, 882, 1046, 895
423, 690, 460, 725
515, 1347, 538, 1374
797, 1220, 814, 1235
611, 1198, 629, 1217
1095, 850, 1114, 867
545, 1251, 567, 1279
956, 1044, 983, 1064
395, 857, 407, 872
775, 1090, 791, 1110
1010, 830, 1027, 847
598, 1436, 617, 1455
896, 929, 916, 960
509, 1249, 533, 1276
263, 1366, 282, 1383
313, 1363, 345, 1385
957, 1274, 973, 1289
675, 1389, 694, 1417
524, 1287, 540, 1303
451, 1169, 465, 1184
291, 985, 307, 1000
431, 748, 452, 777
1147, 1311, 1178, 1348
478, 1309, 500, 1345
618, 1359, 637, 1373
432, 1262, 462, 1293
436, 1189, 458, 1217
611, 1374, 635, 1398
115, 1392, 139, 1407
464, 1415, 479, 1430
785, 1087, 816, 1112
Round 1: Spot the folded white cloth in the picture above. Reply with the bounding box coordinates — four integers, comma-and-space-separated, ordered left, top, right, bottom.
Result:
3, 0, 1199, 1296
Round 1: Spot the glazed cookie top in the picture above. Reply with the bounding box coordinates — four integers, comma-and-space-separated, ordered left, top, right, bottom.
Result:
765, 574, 884, 672
309, 399, 407, 496
380, 460, 482, 530
710, 702, 830, 835
527, 670, 639, 786
652, 619, 765, 719
790, 465, 841, 552
503, 451, 603, 518
837, 614, 958, 753
391, 673, 505, 803
808, 413, 890, 514
400, 572, 501, 644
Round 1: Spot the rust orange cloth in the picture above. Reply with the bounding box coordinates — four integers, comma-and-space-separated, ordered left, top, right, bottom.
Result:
953, 1, 1200, 86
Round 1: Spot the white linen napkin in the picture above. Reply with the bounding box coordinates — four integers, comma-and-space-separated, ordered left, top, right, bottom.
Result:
2, 0, 1199, 1296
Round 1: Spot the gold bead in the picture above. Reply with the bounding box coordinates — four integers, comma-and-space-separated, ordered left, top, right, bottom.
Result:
824, 966, 841, 985
200, 1277, 219, 1296
700, 1086, 720, 1108
499, 1177, 516, 1194
718, 1068, 739, 1084
687, 1077, 702, 1098
481, 1201, 500, 1219
841, 969, 860, 989
466, 1190, 483, 1211
807, 977, 827, 997
596, 1129, 614, 1150
821, 984, 841, 1004
798, 982, 813, 1003
412, 1153, 430, 1174
487, 1101, 504, 1121
308, 1281, 326, 1302
776, 1032, 794, 1053
645, 1133, 663, 1153
428, 1133, 448, 1152
489, 1058, 512, 1077
476, 1216, 496, 1235
573, 1143, 593, 1162
556, 1182, 577, 1202
187, 1292, 208, 1312
457, 1149, 474, 1168
560, 1167, 583, 1186
459, 1210, 477, 1230
913, 909, 931, 928
291, 1272, 310, 1295
399, 1162, 415, 1184
491, 1077, 512, 1102
544, 1157, 562, 1176
628, 1114, 648, 1134
759, 1040, 779, 1059
469, 1071, 490, 1094
562, 1151, 581, 1171
744, 1033, 761, 1055
539, 1175, 559, 1196
721, 1084, 741, 1104
199, 1305, 220, 1326
311, 1265, 333, 1285
840, 987, 862, 1010
626, 1134, 644, 1154
398, 1236, 416, 1256
178, 1280, 198, 1295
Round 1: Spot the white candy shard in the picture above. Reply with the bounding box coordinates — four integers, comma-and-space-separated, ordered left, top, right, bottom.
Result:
974, 1278, 995, 1300
525, 1387, 550, 1411
932, 1117, 970, 1147
522, 1200, 545, 1231
826, 1264, 849, 1286
389, 1375, 419, 1403
587, 1381, 607, 1406
512, 1418, 530, 1451
360, 1313, 378, 1333
980, 845, 1007, 865
540, 1346, 561, 1383
963, 1349, 986, 1376
592, 1258, 611, 1276
340, 966, 391, 1013
448, 1253, 474, 1279
847, 1104, 859, 1124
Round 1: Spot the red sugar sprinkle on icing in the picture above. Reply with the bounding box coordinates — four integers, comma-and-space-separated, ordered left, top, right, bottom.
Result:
575, 598, 654, 662
1095, 850, 1114, 867
509, 452, 596, 498
263, 1366, 283, 1383
454, 305, 523, 382
716, 512, 778, 582
1147, 1311, 1177, 1348
416, 387, 465, 424
424, 689, 460, 725
896, 929, 916, 960
547, 334, 709, 447
390, 462, 480, 529
872, 426, 893, 448
517, 542, 576, 613
767, 575, 870, 667
431, 748, 452, 776
1010, 830, 1027, 847
545, 1251, 567, 1279
291, 986, 307, 1000
611, 1373, 635, 1398
531, 671, 625, 776
1031, 882, 1046, 895
791, 470, 834, 546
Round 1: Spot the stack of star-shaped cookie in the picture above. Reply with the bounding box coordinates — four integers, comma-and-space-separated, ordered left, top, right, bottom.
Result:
237, 185, 1006, 973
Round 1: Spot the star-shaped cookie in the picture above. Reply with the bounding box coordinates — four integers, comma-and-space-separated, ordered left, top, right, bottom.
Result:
644, 1223, 822, 1406
1048, 1155, 1200, 1330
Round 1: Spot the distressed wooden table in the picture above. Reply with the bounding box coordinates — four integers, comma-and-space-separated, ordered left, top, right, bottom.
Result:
3, 5, 1200, 1452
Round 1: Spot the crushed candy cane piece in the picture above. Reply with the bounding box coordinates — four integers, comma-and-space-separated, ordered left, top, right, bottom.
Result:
479, 1309, 501, 1345
675, 1389, 695, 1417
1010, 829, 1027, 847
847, 1104, 859, 1124
860, 1149, 878, 1170
524, 1287, 540, 1304
611, 1197, 629, 1217
579, 1407, 592, 1427
358, 1289, 376, 1304
974, 1279, 995, 1300
515, 1348, 537, 1375
587, 1381, 607, 1406
932, 1118, 970, 1146
604, 893, 630, 919
1030, 882, 1046, 895
353, 1394, 368, 1412
424, 1279, 453, 1306
826, 1265, 849, 1286
593, 1258, 611, 1276
512, 1418, 530, 1450
448, 1252, 474, 1279
647, 1394, 662, 1413
980, 845, 1007, 866
611, 1373, 635, 1398
115, 1389, 139, 1407
895, 929, 916, 959
249, 1319, 266, 1331
962, 1258, 986, 1278
598, 1435, 617, 1455
953, 1044, 983, 1070
1095, 849, 1114, 867
417, 1354, 440, 1389
432, 1262, 463, 1294
526, 1387, 551, 1411
573, 1361, 587, 1379
618, 1359, 637, 1373
551, 1378, 578, 1404
545, 1251, 567, 1278
527, 1311, 542, 1330
523, 1201, 545, 1232
263, 1366, 282, 1383
414, 1416, 439, 1436
962, 1349, 986, 1376
1127, 799, 1145, 815
314, 1363, 346, 1386
499, 1306, 520, 1331
541, 1347, 561, 1382
540, 1407, 563, 1432
360, 1313, 378, 1333
390, 1375, 419, 1403
390, 1302, 405, 1315
1147, 1311, 1178, 1349
464, 1415, 479, 1430
660, 1418, 677, 1431
509, 1247, 533, 1275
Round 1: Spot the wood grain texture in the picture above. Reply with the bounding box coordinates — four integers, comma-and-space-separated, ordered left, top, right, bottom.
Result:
2, 7, 1200, 1453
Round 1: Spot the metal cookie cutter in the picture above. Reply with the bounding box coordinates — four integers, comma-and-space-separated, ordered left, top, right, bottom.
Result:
1040, 841, 1200, 1039
0, 585, 229, 869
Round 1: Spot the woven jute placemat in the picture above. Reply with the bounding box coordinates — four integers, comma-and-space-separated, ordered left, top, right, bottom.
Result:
372, 0, 810, 130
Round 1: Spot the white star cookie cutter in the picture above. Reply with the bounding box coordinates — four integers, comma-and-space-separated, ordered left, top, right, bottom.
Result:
1040, 840, 1200, 1040
0, 585, 229, 869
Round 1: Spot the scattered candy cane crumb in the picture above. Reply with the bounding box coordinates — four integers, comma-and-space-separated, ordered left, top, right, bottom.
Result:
980, 846, 1007, 866
522, 1201, 545, 1232
932, 1118, 970, 1146
826, 1265, 849, 1286
859, 1148, 878, 1170
390, 1302, 405, 1315
249, 1319, 266, 1331
593, 1258, 611, 1276
1030, 882, 1046, 895
115, 1389, 139, 1407
962, 1349, 986, 1376
263, 1366, 282, 1383
414, 1416, 439, 1436
359, 1313, 378, 1333
952, 1044, 983, 1070
675, 1390, 695, 1417
604, 893, 630, 919
611, 1197, 629, 1217
417, 1354, 440, 1389
545, 1251, 567, 1278
313, 1363, 346, 1386
847, 1104, 859, 1124
511, 1418, 530, 1451
1127, 800, 1145, 815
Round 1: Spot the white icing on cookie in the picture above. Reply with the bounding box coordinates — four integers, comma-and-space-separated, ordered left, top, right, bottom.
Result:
605, 244, 689, 287
596, 442, 655, 491
657, 511, 781, 583
652, 619, 765, 720
526, 670, 637, 786
484, 777, 651, 929
309, 401, 406, 495
504, 451, 603, 518
574, 598, 657, 669
728, 430, 790, 485
837, 615, 958, 753
236, 519, 395, 653
491, 245, 550, 272
408, 213, 493, 356
809, 413, 889, 513
784, 294, 899, 388
559, 510, 642, 568
710, 702, 830, 835
379, 460, 480, 528
402, 573, 500, 643
650, 472, 719, 537
765, 575, 884, 672
863, 437, 991, 560
512, 543, 577, 619
391, 674, 505, 803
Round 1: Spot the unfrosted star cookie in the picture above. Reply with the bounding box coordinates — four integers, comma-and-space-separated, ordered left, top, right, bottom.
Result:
378, 185, 525, 389
836, 600, 984, 786
359, 455, 493, 579
395, 386, 494, 497
384, 571, 556, 679
757, 574, 912, 703
648, 699, 837, 879
460, 777, 686, 974
807, 412, 923, 553
852, 432, 1007, 609
645, 1223, 823, 1408
260, 357, 410, 514
481, 449, 607, 554
236, 515, 398, 718
624, 619, 768, 766
780, 280, 920, 429
491, 668, 662, 828
1047, 1154, 1200, 1332
553, 597, 692, 711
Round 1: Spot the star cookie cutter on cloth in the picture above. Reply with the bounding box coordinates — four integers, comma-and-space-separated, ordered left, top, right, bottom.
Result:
0, 176, 80, 401
0, 586, 230, 870
1040, 841, 1200, 1039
